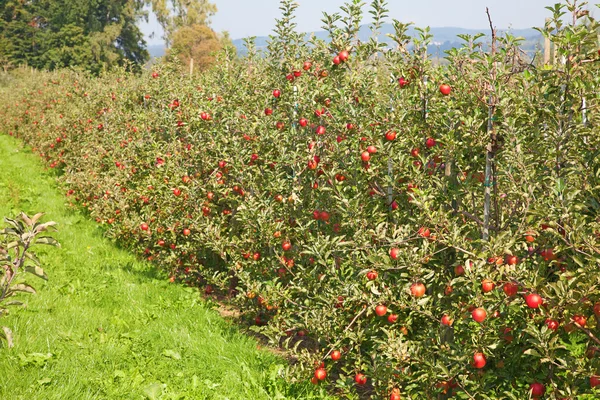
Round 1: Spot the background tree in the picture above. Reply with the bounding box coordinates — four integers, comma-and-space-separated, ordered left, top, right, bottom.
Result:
150, 0, 229, 72
0, 0, 149, 74
169, 24, 232, 72
148, 0, 217, 46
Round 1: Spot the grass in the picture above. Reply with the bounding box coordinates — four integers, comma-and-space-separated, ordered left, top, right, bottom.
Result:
0, 134, 332, 399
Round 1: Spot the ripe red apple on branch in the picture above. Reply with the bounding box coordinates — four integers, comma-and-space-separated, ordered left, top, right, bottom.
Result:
375, 305, 388, 316
439, 84, 451, 95
472, 352, 486, 369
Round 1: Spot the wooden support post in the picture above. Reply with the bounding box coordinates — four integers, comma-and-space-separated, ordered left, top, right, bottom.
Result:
189, 58, 194, 76
544, 18, 552, 65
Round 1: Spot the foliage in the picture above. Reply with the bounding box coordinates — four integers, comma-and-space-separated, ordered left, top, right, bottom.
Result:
0, 0, 149, 74
0, 135, 332, 400
0, 213, 59, 348
169, 23, 231, 73
1, 0, 600, 398
149, 0, 217, 45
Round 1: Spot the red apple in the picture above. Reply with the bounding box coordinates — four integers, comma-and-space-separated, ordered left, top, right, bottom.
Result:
503, 327, 514, 343
525, 293, 543, 309
390, 247, 400, 260
545, 318, 559, 331
441, 314, 453, 326
481, 279, 495, 293
355, 373, 367, 385
540, 248, 556, 262
418, 227, 431, 238
505, 254, 519, 265
472, 352, 486, 369
390, 389, 402, 400
503, 282, 518, 297
454, 265, 465, 276
366, 270, 378, 281
472, 308, 487, 323
314, 368, 327, 381
572, 314, 587, 327
385, 130, 397, 141
375, 305, 388, 316
529, 382, 545, 398
410, 282, 426, 297
594, 302, 600, 317
439, 84, 451, 96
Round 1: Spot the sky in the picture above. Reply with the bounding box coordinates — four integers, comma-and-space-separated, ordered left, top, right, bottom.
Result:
140, 0, 567, 46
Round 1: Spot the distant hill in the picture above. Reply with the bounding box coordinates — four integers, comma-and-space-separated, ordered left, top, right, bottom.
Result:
147, 25, 543, 61
231, 24, 543, 58
148, 44, 166, 59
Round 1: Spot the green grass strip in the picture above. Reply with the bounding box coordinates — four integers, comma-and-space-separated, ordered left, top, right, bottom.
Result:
0, 134, 331, 399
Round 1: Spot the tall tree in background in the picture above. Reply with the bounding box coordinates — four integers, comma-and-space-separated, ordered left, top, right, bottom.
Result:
149, 0, 230, 72
0, 0, 148, 73
0, 0, 229, 73
148, 0, 217, 46
170, 24, 231, 72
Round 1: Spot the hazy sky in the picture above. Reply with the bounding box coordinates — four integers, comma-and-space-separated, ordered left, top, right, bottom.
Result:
140, 0, 568, 45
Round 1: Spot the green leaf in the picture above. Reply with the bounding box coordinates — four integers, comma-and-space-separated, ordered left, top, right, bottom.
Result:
20, 213, 33, 227
30, 213, 45, 225
162, 349, 181, 360
37, 377, 52, 386
25, 265, 48, 280
34, 236, 60, 247
143, 383, 164, 400
523, 348, 541, 357
4, 218, 23, 232
4, 301, 25, 307
33, 221, 58, 234
10, 284, 36, 294
1, 326, 13, 348
24, 251, 40, 266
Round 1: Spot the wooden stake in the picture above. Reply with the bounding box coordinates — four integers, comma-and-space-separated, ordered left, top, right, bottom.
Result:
483, 8, 498, 242
189, 58, 194, 76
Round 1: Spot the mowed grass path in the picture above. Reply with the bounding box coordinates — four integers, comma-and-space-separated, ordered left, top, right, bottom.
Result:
0, 135, 331, 400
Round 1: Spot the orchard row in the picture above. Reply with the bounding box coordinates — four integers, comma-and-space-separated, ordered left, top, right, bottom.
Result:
1, 1, 600, 398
